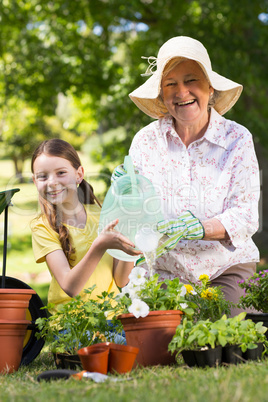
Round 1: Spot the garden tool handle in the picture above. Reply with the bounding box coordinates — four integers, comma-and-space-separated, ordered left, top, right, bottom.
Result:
72, 370, 87, 380
37, 369, 79, 381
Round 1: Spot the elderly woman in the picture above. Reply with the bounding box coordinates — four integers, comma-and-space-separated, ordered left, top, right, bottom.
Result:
115, 36, 260, 316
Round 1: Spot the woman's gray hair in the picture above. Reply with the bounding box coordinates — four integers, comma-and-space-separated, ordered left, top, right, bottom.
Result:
208, 89, 220, 111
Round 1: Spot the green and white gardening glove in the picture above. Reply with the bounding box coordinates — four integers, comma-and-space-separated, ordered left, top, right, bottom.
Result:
135, 211, 204, 266
111, 164, 139, 183
157, 211, 204, 240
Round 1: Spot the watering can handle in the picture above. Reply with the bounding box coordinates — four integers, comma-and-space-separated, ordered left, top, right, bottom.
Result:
124, 155, 137, 187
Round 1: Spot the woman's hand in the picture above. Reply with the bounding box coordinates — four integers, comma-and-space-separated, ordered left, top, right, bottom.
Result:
136, 211, 204, 266
96, 219, 141, 256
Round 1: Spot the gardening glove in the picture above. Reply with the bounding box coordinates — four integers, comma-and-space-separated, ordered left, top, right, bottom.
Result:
111, 164, 139, 183
157, 211, 204, 240
135, 211, 204, 266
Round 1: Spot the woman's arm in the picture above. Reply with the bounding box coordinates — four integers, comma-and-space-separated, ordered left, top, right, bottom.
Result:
46, 219, 141, 297
201, 218, 230, 241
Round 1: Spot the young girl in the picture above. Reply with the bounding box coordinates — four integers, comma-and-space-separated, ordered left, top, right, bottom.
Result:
31, 138, 141, 315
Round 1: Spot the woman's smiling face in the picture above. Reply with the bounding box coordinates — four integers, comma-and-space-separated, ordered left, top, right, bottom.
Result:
161, 59, 212, 129
33, 154, 83, 206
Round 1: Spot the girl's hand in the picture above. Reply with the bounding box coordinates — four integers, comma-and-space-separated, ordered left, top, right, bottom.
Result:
96, 219, 141, 256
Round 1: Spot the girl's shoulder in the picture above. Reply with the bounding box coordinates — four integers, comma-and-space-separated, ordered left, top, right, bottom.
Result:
30, 214, 60, 243
30, 214, 56, 238
30, 213, 48, 230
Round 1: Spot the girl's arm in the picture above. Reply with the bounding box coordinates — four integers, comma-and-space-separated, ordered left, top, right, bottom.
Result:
45, 219, 141, 297
113, 260, 135, 288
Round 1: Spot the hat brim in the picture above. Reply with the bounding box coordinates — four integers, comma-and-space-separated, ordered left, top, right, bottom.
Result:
129, 60, 243, 118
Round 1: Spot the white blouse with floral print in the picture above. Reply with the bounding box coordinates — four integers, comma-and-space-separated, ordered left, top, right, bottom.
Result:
129, 108, 260, 284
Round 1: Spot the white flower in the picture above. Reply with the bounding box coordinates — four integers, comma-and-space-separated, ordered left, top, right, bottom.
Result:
121, 282, 141, 300
179, 286, 187, 297
180, 303, 188, 309
128, 267, 147, 286
128, 298, 150, 318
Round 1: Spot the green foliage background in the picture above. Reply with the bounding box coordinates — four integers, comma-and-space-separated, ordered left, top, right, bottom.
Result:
1, 0, 268, 171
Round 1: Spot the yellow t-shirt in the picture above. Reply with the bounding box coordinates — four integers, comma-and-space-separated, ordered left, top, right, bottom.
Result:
31, 204, 119, 314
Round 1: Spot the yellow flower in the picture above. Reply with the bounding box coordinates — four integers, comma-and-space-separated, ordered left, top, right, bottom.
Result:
199, 274, 210, 282
201, 288, 218, 300
92, 331, 107, 342
184, 284, 194, 294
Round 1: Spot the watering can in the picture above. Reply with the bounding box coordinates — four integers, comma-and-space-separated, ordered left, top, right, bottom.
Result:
98, 156, 164, 261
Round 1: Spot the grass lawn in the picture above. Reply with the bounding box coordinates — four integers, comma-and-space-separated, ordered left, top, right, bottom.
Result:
0, 350, 267, 402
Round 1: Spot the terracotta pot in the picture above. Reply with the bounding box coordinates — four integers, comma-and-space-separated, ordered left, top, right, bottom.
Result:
194, 346, 222, 368
53, 353, 82, 370
0, 319, 31, 374
78, 345, 109, 374
86, 342, 110, 351
0, 289, 36, 320
246, 313, 268, 340
222, 344, 243, 365
118, 310, 183, 367
108, 343, 139, 374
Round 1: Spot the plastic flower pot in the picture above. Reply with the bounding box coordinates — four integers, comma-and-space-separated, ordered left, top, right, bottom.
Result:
0, 289, 36, 320
78, 345, 109, 374
222, 345, 243, 365
108, 343, 139, 374
0, 319, 31, 374
194, 346, 222, 368
181, 350, 198, 367
119, 310, 183, 367
242, 343, 264, 361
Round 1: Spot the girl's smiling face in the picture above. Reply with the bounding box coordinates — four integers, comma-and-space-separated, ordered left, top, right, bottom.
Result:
161, 59, 212, 129
32, 153, 84, 207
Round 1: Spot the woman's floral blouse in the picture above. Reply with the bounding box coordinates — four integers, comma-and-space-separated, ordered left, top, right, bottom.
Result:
129, 108, 260, 283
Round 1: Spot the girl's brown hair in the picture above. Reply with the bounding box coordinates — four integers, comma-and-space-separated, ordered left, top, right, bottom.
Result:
31, 138, 101, 262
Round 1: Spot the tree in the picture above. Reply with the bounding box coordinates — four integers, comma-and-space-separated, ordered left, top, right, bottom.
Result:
1, 0, 268, 163
0, 95, 88, 179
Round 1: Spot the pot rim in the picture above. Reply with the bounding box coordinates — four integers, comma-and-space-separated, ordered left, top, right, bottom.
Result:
77, 345, 110, 356
0, 319, 31, 325
0, 289, 36, 294
109, 343, 139, 354
246, 312, 268, 317
118, 310, 183, 319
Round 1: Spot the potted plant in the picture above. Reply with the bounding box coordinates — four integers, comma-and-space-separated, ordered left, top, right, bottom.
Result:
238, 269, 268, 337
169, 312, 268, 367
220, 312, 268, 364
168, 317, 224, 367
114, 266, 196, 367
184, 274, 234, 322
36, 285, 123, 370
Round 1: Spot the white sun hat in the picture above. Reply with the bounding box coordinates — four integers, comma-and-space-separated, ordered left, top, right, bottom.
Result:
129, 36, 243, 118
